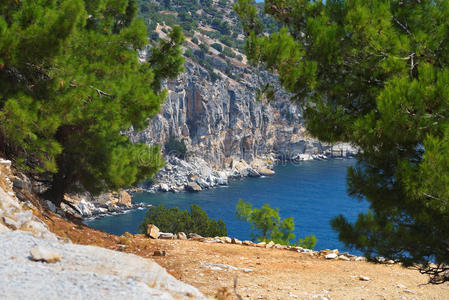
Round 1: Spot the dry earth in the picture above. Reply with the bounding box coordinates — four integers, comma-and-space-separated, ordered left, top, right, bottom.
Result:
42, 213, 449, 300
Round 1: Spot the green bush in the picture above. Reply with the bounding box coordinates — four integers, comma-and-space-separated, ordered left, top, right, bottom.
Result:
211, 43, 223, 52
164, 135, 187, 158
199, 42, 210, 53
138, 204, 227, 237
236, 199, 317, 249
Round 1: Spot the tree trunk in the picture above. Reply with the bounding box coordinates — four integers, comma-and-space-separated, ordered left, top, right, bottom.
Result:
43, 160, 67, 207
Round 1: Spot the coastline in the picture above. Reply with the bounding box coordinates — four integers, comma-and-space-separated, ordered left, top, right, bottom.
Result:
81, 150, 356, 222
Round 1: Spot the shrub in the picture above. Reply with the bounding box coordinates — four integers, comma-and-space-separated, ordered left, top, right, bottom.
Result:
236, 199, 317, 249
164, 135, 187, 158
138, 204, 227, 237
199, 42, 210, 53
210, 43, 223, 52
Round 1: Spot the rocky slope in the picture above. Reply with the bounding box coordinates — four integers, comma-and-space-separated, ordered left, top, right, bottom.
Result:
0, 158, 207, 299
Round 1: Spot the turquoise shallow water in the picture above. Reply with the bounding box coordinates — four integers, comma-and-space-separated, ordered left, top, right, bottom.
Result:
86, 159, 369, 254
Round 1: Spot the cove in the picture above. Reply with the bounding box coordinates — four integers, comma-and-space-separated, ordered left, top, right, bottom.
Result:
85, 159, 369, 254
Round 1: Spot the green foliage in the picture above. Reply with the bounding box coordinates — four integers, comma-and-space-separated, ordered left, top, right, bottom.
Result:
199, 42, 209, 53
236, 0, 449, 283
0, 0, 185, 205
138, 204, 227, 237
236, 200, 317, 249
164, 135, 187, 159
210, 43, 223, 52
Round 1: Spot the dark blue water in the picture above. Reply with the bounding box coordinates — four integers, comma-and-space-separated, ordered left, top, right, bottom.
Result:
86, 159, 369, 253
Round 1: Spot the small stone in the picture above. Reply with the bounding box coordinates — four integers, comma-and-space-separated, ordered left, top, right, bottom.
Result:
256, 242, 266, 248
46, 200, 56, 212
221, 237, 232, 243
386, 260, 395, 264
355, 256, 367, 262
358, 275, 371, 281
258, 168, 275, 176
188, 233, 203, 240
325, 253, 338, 259
186, 182, 202, 192
153, 250, 166, 256
338, 255, 350, 261
146, 224, 160, 239
177, 232, 187, 240
159, 232, 175, 239
266, 241, 275, 248
159, 184, 170, 192
30, 246, 62, 263
231, 238, 242, 245
242, 240, 253, 246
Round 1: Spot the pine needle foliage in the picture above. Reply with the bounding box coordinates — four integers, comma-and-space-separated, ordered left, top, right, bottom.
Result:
0, 0, 185, 205
235, 0, 449, 283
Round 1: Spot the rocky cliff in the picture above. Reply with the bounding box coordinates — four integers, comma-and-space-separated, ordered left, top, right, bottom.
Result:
127, 0, 357, 192
131, 30, 355, 192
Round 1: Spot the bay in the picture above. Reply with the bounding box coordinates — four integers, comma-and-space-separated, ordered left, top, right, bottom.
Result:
85, 159, 369, 254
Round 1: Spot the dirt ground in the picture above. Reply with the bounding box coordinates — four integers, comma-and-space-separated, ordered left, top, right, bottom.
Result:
43, 213, 449, 300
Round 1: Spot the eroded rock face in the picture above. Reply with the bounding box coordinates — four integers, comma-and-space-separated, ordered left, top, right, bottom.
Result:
130, 61, 338, 170
130, 60, 357, 192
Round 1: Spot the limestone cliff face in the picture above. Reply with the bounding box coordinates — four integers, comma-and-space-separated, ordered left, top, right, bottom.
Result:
130, 59, 324, 169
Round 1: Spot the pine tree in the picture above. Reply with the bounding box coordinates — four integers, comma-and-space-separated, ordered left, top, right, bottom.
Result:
0, 0, 184, 205
235, 0, 449, 283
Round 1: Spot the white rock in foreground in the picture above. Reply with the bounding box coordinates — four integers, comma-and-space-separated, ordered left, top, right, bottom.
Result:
0, 231, 207, 300
30, 246, 62, 263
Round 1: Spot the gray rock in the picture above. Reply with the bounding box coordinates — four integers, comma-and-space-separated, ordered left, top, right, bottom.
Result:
158, 233, 175, 240
358, 275, 371, 281
160, 184, 170, 192
247, 168, 260, 177
0, 231, 207, 299
325, 253, 338, 259
46, 200, 56, 213
186, 182, 202, 192
177, 232, 187, 240
147, 224, 160, 239
29, 246, 62, 263
188, 233, 203, 239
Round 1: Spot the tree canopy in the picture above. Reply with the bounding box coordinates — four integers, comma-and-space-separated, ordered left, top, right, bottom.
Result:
235, 0, 449, 283
236, 199, 317, 249
0, 0, 184, 205
139, 204, 227, 237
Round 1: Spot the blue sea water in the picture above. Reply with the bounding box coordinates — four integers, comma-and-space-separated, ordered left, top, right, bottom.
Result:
85, 159, 369, 254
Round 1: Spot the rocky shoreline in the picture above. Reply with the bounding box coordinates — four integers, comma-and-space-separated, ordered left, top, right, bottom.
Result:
9, 142, 355, 221
143, 142, 357, 194
66, 142, 357, 220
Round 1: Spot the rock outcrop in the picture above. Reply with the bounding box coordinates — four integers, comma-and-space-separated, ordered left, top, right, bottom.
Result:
0, 157, 208, 299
